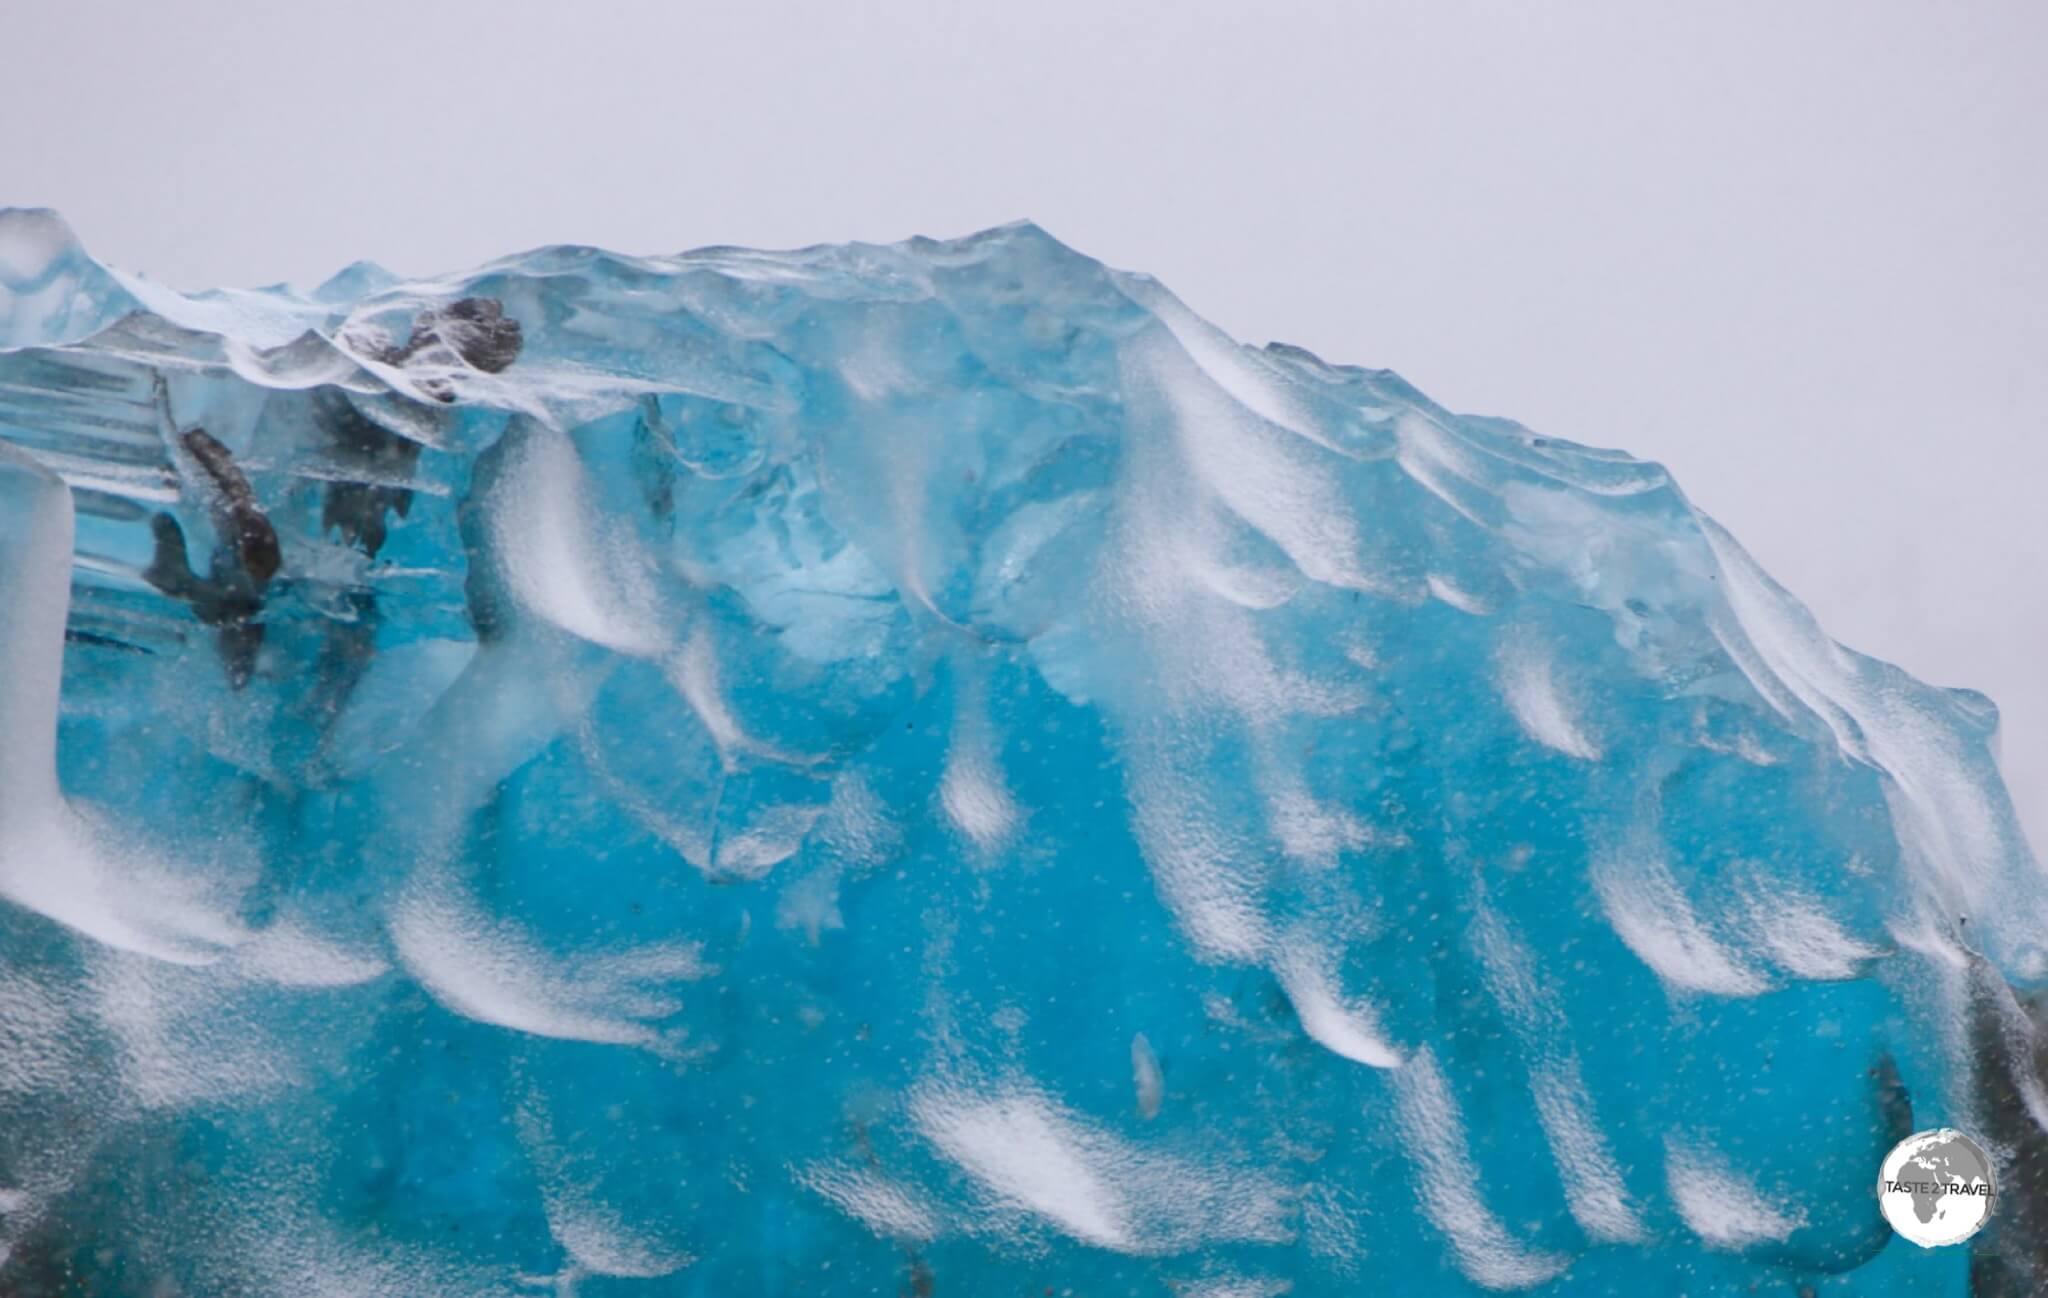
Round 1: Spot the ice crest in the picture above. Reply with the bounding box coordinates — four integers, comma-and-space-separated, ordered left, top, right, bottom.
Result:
0, 210, 2043, 1294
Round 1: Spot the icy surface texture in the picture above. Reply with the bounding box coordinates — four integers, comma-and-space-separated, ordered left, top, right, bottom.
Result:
0, 206, 2044, 1296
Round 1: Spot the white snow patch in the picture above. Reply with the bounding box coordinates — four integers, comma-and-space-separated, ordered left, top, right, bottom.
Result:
1496, 637, 1601, 760
1274, 941, 1402, 1068
912, 1077, 1289, 1254
800, 1163, 941, 1241
1427, 574, 1493, 615
1593, 852, 1769, 997
1665, 1137, 1805, 1249
1469, 899, 1644, 1243
391, 876, 706, 1052
1393, 1048, 1572, 1289
918, 1086, 1133, 1248
485, 418, 667, 656
1739, 885, 1883, 981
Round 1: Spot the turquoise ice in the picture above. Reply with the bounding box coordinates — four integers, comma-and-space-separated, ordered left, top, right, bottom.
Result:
0, 207, 2042, 1295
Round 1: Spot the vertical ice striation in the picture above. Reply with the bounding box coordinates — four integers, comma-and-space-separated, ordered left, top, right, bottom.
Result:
0, 205, 2043, 1295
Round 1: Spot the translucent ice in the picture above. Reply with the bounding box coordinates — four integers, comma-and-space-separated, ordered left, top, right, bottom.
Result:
0, 206, 2043, 1295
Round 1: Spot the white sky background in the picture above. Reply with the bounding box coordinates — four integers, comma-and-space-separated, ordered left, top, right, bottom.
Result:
5, 1, 2045, 847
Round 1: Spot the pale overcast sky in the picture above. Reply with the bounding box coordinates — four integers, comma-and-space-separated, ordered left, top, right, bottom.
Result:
5, 0, 2045, 846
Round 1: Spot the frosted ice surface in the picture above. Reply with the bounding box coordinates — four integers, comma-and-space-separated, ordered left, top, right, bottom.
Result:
1, 205, 2044, 1294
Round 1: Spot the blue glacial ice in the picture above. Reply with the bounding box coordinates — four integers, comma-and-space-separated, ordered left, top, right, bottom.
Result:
0, 206, 2044, 1296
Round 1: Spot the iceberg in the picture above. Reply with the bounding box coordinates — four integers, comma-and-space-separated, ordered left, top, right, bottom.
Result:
0, 206, 2042, 1295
